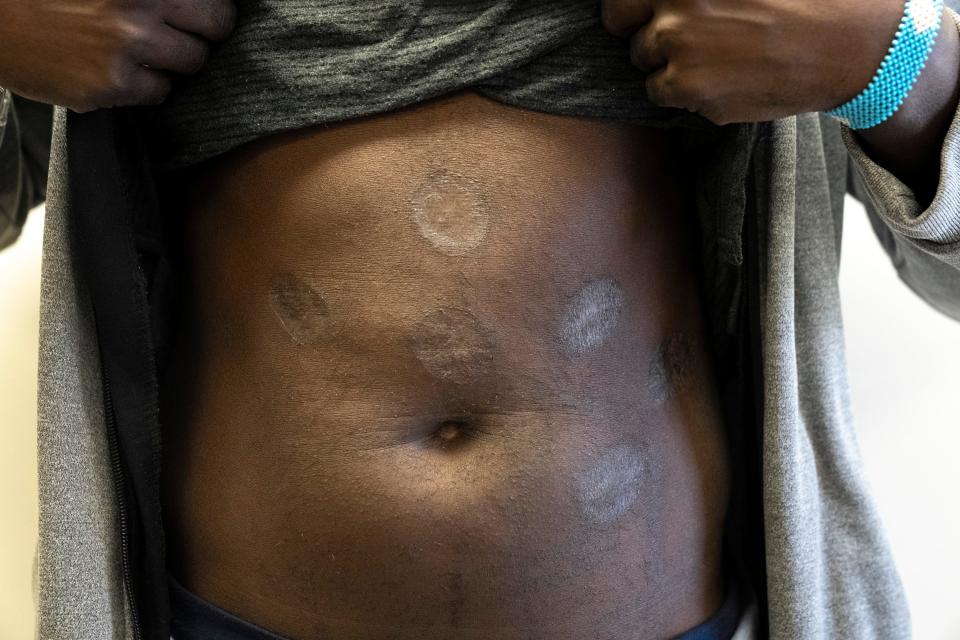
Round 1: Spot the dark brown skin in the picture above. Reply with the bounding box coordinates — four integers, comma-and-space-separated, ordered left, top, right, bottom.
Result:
0, 0, 236, 111
2, 1, 955, 636
159, 91, 732, 640
856, 12, 960, 204
602, 0, 960, 203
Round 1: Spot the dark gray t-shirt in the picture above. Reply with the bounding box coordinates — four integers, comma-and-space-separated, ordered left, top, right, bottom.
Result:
145, 0, 708, 170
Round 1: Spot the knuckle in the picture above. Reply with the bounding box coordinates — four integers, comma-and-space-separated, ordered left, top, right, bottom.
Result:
653, 24, 683, 53
112, 16, 149, 52
213, 1, 237, 40
678, 80, 707, 111
103, 62, 132, 99
97, 60, 141, 106
645, 73, 673, 105
184, 44, 210, 74
645, 82, 663, 105
134, 72, 171, 105
629, 31, 658, 70
647, 64, 711, 111
647, 72, 686, 108
145, 78, 173, 104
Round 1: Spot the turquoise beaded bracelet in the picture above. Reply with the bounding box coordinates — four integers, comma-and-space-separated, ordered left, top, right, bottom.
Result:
826, 0, 944, 130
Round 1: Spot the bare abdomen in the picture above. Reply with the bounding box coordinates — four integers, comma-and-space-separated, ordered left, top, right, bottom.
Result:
159, 91, 731, 640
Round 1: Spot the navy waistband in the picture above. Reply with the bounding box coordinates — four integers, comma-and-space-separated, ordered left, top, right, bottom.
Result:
169, 576, 294, 640
169, 574, 742, 640
674, 579, 742, 640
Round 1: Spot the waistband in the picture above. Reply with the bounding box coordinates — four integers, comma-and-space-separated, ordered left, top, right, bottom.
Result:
169, 574, 745, 640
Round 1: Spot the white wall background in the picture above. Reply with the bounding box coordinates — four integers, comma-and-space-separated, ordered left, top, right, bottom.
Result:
840, 195, 960, 640
0, 197, 958, 638
0, 206, 42, 640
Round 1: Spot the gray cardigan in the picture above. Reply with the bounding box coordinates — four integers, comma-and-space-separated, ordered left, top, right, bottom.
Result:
3, 9, 960, 640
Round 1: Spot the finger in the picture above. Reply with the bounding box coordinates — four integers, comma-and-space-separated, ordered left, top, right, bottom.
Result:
602, 0, 654, 38
645, 66, 694, 110
162, 0, 237, 43
629, 24, 668, 73
125, 66, 173, 106
133, 24, 210, 75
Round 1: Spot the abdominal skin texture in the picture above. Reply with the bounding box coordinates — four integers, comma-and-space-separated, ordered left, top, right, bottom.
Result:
575, 443, 657, 525
159, 91, 732, 640
411, 169, 491, 256
269, 272, 332, 345
558, 277, 626, 357
410, 306, 497, 385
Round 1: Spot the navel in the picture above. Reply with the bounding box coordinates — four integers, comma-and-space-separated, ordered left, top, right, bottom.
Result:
429, 419, 475, 452
436, 421, 463, 442
558, 278, 625, 357
410, 169, 490, 256
269, 272, 331, 345
410, 306, 496, 384
575, 444, 650, 525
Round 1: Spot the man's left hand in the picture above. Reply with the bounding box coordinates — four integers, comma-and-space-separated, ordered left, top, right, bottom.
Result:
602, 0, 922, 125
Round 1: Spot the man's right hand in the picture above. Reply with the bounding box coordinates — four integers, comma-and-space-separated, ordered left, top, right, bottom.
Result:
0, 0, 236, 112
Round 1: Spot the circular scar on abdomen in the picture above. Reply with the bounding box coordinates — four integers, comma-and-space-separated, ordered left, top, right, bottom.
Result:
558, 278, 625, 356
575, 444, 649, 525
647, 333, 694, 404
410, 169, 490, 256
269, 273, 331, 345
410, 307, 495, 384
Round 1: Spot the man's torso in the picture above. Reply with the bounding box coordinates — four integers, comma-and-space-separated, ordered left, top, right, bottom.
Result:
158, 90, 732, 639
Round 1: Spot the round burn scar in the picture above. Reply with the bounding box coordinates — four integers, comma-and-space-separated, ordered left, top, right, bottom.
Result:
410, 307, 496, 384
558, 278, 625, 356
647, 333, 694, 404
575, 444, 649, 525
269, 273, 331, 345
410, 169, 491, 256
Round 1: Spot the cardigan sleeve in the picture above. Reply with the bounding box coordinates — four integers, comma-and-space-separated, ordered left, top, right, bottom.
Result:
841, 9, 960, 322
0, 90, 53, 251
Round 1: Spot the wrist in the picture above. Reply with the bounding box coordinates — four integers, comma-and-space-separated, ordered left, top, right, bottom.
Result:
826, 0, 945, 130
853, 8, 960, 203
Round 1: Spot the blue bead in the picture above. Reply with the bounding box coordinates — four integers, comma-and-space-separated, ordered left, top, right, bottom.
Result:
826, 0, 944, 129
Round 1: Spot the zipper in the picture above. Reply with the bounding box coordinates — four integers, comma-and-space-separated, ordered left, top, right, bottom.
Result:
103, 376, 144, 640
